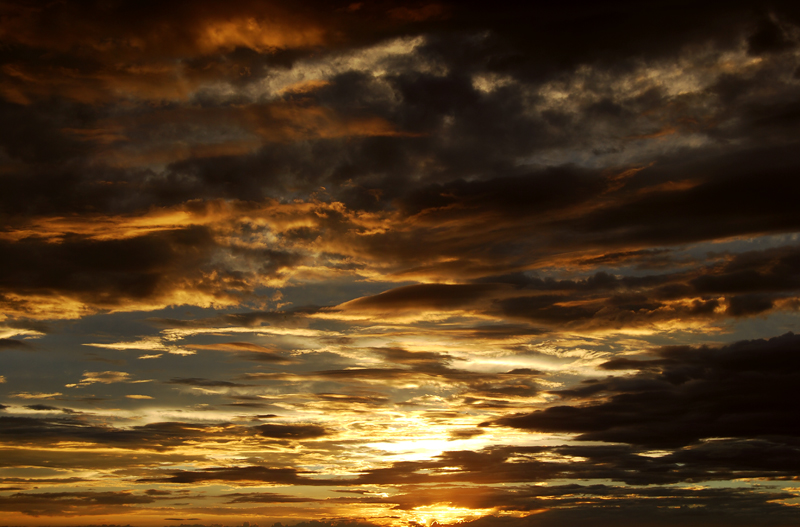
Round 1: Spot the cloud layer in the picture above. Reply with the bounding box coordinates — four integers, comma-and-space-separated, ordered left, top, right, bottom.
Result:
2, 1, 800, 526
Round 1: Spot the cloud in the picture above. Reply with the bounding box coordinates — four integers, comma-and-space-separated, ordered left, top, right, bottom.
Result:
336, 283, 501, 314
0, 416, 260, 451
187, 341, 295, 363
452, 491, 800, 527
0, 491, 155, 516
0, 1, 333, 104
139, 465, 332, 485
256, 423, 329, 440
0, 226, 226, 318
317, 242, 800, 332
10, 392, 61, 399
66, 371, 135, 388
2, 2, 800, 525
225, 491, 318, 503
167, 377, 244, 388
491, 332, 800, 447
0, 338, 32, 349
23, 404, 66, 412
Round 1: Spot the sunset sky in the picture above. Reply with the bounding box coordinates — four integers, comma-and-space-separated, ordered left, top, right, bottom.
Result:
2, 1, 800, 526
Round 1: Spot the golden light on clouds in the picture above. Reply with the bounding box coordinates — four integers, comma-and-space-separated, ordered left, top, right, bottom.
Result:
196, 16, 327, 54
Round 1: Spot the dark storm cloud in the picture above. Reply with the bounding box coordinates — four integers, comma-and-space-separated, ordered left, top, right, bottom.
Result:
0, 490, 155, 516
0, 227, 217, 306
0, 411, 338, 452
327, 439, 800, 487
0, 416, 256, 450
0, 1, 349, 103
225, 491, 318, 503
256, 423, 329, 439
23, 404, 70, 412
577, 248, 675, 268
0, 338, 31, 349
397, 166, 608, 217
492, 332, 800, 446
454, 490, 800, 527
392, 145, 800, 280
688, 244, 800, 318
2, 1, 799, 287
357, 437, 800, 489
564, 144, 800, 247
383, 483, 798, 521
271, 521, 381, 527
241, 346, 541, 403
0, 448, 199, 472
139, 465, 333, 485
0, 477, 87, 485
448, 428, 485, 440
0, 6, 774, 212
187, 341, 293, 364
0, 223, 309, 317
338, 283, 500, 311
443, 1, 798, 70
442, 324, 544, 339
0, 100, 92, 165
0, 0, 452, 89
149, 308, 316, 329
331, 242, 800, 331
315, 393, 389, 406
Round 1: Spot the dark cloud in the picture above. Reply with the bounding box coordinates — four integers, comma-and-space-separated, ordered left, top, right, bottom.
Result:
0, 227, 222, 311
452, 491, 800, 527
748, 16, 796, 55
564, 144, 800, 246
493, 332, 800, 447
139, 465, 331, 485
132, 437, 800, 490
0, 491, 155, 516
383, 482, 798, 520
0, 338, 31, 349
326, 242, 800, 331
0, 416, 251, 451
256, 423, 329, 439
149, 308, 315, 329
726, 294, 774, 316
187, 341, 296, 363
341, 438, 800, 488
314, 393, 390, 408
338, 283, 500, 311
23, 404, 69, 412
225, 491, 317, 503
448, 428, 485, 440
239, 346, 541, 405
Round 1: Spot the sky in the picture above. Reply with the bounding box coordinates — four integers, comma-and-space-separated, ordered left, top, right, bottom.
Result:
1, 1, 800, 526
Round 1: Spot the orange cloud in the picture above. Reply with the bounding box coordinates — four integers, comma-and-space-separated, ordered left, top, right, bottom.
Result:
388, 4, 450, 22
0, 1, 332, 104
247, 101, 423, 142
